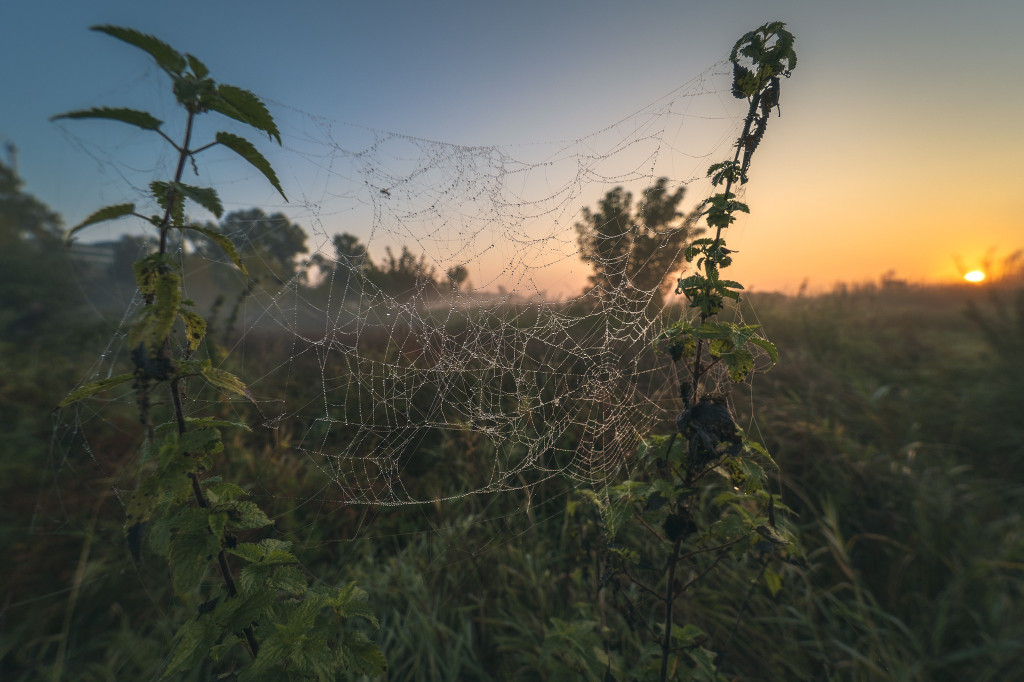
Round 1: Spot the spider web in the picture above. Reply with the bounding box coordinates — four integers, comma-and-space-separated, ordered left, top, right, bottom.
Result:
66, 60, 755, 507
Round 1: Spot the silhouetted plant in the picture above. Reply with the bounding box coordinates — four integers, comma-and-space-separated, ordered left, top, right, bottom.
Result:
54, 25, 385, 680
573, 22, 798, 681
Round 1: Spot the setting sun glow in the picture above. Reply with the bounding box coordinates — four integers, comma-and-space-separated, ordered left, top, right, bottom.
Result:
964, 270, 986, 283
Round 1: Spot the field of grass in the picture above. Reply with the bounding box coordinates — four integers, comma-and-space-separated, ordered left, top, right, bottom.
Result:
3, 259, 1022, 680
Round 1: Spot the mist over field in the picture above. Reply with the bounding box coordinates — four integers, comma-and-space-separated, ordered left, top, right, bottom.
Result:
4, 150, 1024, 678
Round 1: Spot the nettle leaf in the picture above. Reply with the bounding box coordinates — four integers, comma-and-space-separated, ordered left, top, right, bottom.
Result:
340, 629, 389, 675
51, 106, 162, 131
185, 53, 209, 79
65, 203, 135, 243
91, 25, 185, 74
180, 309, 207, 351
178, 427, 223, 457
204, 480, 248, 504
169, 530, 221, 597
706, 161, 744, 187
208, 84, 281, 143
207, 510, 228, 538
270, 565, 308, 596
150, 271, 183, 346
227, 542, 263, 564
58, 373, 133, 407
218, 585, 276, 633
181, 224, 248, 274
747, 335, 779, 365
717, 279, 744, 301
171, 73, 217, 108
323, 582, 379, 627
176, 183, 223, 218
201, 365, 256, 403
215, 132, 287, 201
163, 617, 217, 678
132, 254, 173, 296
150, 181, 184, 226
239, 563, 273, 596
229, 501, 272, 530
185, 417, 251, 431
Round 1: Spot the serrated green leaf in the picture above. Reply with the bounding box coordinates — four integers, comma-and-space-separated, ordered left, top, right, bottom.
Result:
230, 501, 272, 530
326, 582, 380, 628
238, 563, 273, 595
180, 224, 248, 274
215, 132, 287, 201
150, 181, 184, 226
227, 542, 263, 564
132, 254, 173, 295
65, 203, 136, 243
180, 309, 207, 351
162, 618, 214, 678
263, 547, 298, 565
270, 565, 308, 596
185, 53, 209, 79
92, 25, 185, 74
51, 106, 162, 131
747, 335, 779, 364
207, 84, 281, 143
185, 417, 251, 431
257, 538, 293, 555
58, 373, 133, 407
207, 510, 228, 537
219, 586, 276, 633
178, 427, 223, 457
176, 183, 223, 218
204, 480, 248, 503
201, 364, 256, 403
340, 630, 388, 674
149, 271, 182, 346
169, 531, 220, 596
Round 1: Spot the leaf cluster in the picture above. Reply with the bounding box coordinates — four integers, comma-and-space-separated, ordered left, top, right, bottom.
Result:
53, 25, 385, 679
729, 21, 797, 99
571, 22, 797, 680
54, 24, 286, 249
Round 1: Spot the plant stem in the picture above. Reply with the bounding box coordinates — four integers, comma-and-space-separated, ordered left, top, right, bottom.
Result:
158, 109, 195, 255
687, 91, 762, 406
153, 113, 260, 660
659, 536, 683, 682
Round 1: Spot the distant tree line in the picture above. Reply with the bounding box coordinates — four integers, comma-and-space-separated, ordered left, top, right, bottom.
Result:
57, 175, 699, 308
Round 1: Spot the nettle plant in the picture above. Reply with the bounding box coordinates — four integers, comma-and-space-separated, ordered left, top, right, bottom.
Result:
575, 22, 798, 681
56, 26, 386, 680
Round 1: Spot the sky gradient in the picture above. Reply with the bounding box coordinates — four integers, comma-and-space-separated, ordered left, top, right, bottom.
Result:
3, 0, 1022, 293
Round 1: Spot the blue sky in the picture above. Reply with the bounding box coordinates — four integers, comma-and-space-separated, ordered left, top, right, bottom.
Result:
3, 0, 1022, 291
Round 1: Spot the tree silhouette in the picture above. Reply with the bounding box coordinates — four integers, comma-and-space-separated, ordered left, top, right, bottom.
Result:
446, 264, 469, 292
370, 245, 439, 298
575, 177, 701, 306
213, 208, 308, 284
333, 232, 373, 272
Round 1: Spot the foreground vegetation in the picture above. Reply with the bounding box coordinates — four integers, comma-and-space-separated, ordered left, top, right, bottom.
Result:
3, 177, 1022, 677
3, 20, 1023, 681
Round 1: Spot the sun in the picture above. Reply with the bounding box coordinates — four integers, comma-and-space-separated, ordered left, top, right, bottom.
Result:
964, 270, 986, 283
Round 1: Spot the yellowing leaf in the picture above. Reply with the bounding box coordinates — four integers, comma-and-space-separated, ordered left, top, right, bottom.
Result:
58, 373, 133, 407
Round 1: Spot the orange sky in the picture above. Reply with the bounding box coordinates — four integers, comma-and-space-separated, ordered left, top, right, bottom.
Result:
4, 1, 1022, 294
